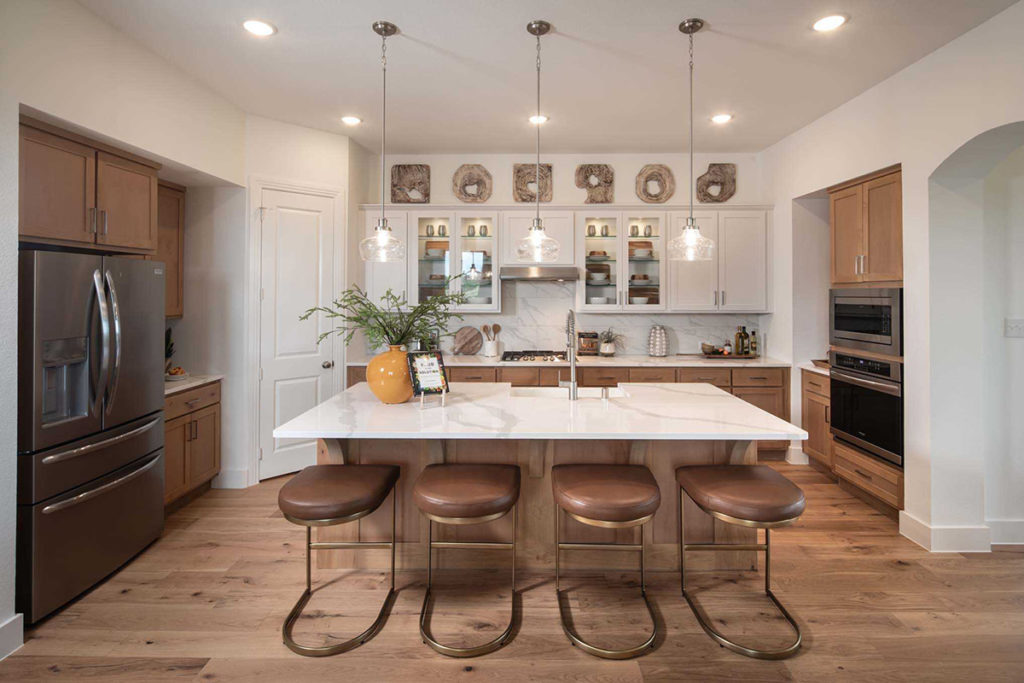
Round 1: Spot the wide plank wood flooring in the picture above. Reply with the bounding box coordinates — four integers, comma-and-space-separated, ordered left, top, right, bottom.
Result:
2, 463, 1022, 682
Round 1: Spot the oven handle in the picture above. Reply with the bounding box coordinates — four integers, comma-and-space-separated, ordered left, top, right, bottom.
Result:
831, 369, 902, 397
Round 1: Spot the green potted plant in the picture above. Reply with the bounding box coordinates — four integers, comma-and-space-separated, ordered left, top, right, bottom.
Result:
302, 281, 466, 404
598, 328, 624, 357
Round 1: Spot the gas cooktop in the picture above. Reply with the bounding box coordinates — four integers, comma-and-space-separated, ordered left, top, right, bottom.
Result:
500, 350, 567, 362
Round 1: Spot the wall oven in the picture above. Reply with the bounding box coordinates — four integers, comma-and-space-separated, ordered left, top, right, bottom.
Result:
830, 351, 903, 467
829, 288, 902, 356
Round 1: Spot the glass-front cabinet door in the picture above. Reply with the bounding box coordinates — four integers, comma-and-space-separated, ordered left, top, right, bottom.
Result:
623, 213, 666, 310
454, 212, 499, 311
576, 213, 621, 311
409, 212, 454, 305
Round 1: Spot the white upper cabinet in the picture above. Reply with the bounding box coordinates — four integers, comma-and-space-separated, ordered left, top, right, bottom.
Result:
500, 210, 575, 266
452, 211, 500, 312
667, 209, 769, 313
577, 211, 667, 312
719, 211, 768, 312
363, 211, 409, 303
667, 211, 719, 312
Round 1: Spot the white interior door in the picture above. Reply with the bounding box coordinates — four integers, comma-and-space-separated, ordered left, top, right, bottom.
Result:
259, 188, 336, 480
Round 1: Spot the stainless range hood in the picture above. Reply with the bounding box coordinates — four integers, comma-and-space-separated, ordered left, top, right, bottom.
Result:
499, 265, 579, 282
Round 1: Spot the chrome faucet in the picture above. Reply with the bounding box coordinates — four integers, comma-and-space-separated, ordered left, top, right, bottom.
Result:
561, 310, 579, 400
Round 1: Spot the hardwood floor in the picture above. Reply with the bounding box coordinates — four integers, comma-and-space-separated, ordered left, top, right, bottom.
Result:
2, 463, 1022, 681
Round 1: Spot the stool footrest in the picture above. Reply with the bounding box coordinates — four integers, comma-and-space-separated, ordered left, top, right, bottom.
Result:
310, 541, 392, 550
558, 542, 643, 551
430, 541, 512, 550
683, 543, 767, 552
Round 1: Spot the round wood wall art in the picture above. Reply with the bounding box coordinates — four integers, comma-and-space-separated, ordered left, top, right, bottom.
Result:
696, 163, 737, 203
391, 164, 430, 203
452, 164, 493, 203
635, 164, 675, 203
452, 326, 484, 355
575, 164, 614, 203
513, 163, 552, 203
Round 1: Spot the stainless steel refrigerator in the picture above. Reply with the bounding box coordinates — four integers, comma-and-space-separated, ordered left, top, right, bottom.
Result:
17, 250, 166, 623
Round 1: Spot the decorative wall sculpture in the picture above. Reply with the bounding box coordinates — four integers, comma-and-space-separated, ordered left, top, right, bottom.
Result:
635, 164, 676, 203
391, 164, 430, 203
513, 163, 552, 203
696, 163, 737, 203
451, 164, 493, 203
574, 164, 614, 203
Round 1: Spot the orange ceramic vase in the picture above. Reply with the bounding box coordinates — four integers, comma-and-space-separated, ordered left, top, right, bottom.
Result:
366, 345, 414, 404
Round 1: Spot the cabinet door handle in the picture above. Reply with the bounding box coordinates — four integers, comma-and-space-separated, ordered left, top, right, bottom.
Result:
721, 290, 726, 306
193, 420, 199, 440
88, 207, 97, 234
101, 209, 109, 236
714, 290, 718, 306
825, 405, 830, 423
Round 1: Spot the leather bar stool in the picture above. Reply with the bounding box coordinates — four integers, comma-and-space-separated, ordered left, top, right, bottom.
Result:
551, 464, 660, 659
677, 465, 805, 660
277, 464, 400, 656
412, 463, 521, 657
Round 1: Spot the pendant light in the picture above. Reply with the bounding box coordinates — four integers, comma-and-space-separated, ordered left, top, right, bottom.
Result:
359, 21, 405, 263
516, 20, 560, 263
669, 18, 715, 262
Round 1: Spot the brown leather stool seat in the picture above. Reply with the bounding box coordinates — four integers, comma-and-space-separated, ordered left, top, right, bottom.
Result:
552, 464, 661, 523
279, 464, 400, 522
413, 464, 521, 521
676, 465, 805, 524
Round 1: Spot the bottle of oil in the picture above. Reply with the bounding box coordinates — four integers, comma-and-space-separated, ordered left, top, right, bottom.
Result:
740, 326, 750, 355
734, 326, 744, 356
750, 330, 758, 357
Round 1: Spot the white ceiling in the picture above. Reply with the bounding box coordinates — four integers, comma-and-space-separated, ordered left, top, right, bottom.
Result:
78, 0, 1016, 154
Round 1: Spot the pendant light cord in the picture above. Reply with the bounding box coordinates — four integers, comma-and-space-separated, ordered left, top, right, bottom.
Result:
688, 32, 694, 222
535, 33, 542, 223
380, 32, 388, 227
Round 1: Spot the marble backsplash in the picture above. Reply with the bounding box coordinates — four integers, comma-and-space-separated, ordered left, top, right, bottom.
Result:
352, 281, 768, 359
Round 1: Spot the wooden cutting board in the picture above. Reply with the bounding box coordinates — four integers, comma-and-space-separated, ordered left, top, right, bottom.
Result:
453, 326, 483, 355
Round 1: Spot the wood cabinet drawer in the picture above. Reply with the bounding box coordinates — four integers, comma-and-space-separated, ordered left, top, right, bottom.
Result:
801, 369, 830, 398
579, 367, 630, 387
165, 382, 221, 421
731, 368, 784, 387
539, 367, 569, 387
676, 368, 732, 387
497, 367, 540, 387
628, 367, 676, 383
832, 439, 903, 509
346, 365, 367, 387
448, 367, 497, 383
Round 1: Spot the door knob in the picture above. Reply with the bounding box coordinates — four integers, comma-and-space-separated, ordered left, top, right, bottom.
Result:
322, 360, 334, 369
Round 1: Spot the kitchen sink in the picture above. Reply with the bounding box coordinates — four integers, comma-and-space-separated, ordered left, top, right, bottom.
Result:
508, 386, 627, 399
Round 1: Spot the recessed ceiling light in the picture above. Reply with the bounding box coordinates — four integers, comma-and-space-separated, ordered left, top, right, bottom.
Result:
341, 116, 362, 126
813, 15, 846, 32
529, 114, 549, 125
243, 19, 276, 37
711, 113, 733, 124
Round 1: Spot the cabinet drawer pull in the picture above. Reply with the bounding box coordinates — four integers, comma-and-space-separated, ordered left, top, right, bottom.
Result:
809, 381, 822, 389
185, 398, 200, 407
750, 376, 768, 380
853, 468, 872, 481
696, 376, 716, 381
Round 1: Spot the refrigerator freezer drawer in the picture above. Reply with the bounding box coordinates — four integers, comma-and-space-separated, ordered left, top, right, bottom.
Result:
18, 412, 164, 505
17, 450, 165, 623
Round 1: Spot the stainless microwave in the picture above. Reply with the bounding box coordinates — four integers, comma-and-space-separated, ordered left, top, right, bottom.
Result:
829, 288, 902, 356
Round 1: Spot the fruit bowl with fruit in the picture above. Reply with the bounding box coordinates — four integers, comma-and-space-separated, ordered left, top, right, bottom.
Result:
165, 366, 189, 381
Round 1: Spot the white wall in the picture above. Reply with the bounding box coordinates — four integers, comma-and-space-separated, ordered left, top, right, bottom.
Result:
759, 0, 1024, 550
789, 195, 830, 429
365, 153, 764, 206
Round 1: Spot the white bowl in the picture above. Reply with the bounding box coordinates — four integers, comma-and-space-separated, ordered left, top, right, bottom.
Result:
633, 249, 652, 258
588, 297, 609, 305
630, 296, 650, 305
467, 296, 490, 304
589, 272, 608, 281
425, 248, 444, 257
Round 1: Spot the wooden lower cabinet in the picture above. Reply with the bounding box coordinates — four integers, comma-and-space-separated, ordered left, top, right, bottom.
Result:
579, 367, 629, 387
496, 367, 540, 386
346, 365, 367, 387
801, 369, 832, 467
731, 385, 789, 451
629, 367, 676, 383
164, 382, 221, 506
449, 367, 497, 383
832, 439, 904, 509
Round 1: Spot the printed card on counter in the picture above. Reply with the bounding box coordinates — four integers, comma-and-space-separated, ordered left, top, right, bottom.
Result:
407, 351, 449, 396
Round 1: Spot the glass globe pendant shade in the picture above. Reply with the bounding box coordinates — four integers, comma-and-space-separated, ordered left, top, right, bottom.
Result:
359, 218, 405, 263
669, 217, 714, 262
465, 263, 482, 281
516, 217, 560, 262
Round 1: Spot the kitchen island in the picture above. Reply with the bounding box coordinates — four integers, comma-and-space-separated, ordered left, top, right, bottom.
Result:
274, 382, 807, 572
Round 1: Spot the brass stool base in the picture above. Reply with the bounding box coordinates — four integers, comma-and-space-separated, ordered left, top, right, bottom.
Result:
554, 507, 658, 659
682, 585, 801, 660
419, 587, 515, 658
283, 586, 396, 657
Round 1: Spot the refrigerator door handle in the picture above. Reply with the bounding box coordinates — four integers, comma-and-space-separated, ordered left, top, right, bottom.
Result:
104, 270, 123, 413
41, 453, 161, 515
41, 416, 162, 465
92, 269, 111, 417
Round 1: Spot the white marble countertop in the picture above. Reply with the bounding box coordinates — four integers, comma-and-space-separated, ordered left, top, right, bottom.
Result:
797, 361, 830, 377
274, 382, 808, 442
164, 374, 224, 397
346, 354, 790, 369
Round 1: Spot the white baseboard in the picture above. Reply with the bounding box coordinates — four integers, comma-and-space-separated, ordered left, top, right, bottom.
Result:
987, 518, 1024, 545
899, 511, 992, 552
0, 613, 23, 661
212, 468, 250, 489
785, 445, 809, 465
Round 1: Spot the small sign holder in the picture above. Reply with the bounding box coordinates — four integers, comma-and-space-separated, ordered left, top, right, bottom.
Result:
407, 350, 449, 409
